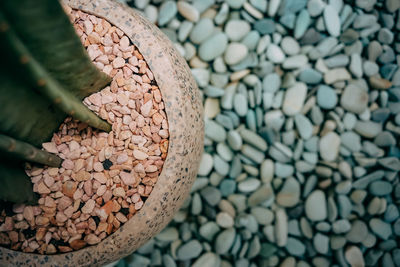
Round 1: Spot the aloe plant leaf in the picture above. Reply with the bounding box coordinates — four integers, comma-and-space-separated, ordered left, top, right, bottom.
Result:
0, 162, 38, 204
0, 134, 62, 167
0, 12, 111, 136
0, 0, 111, 99
0, 68, 66, 147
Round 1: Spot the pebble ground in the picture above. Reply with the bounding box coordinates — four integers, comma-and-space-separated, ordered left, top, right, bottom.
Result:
108, 0, 400, 266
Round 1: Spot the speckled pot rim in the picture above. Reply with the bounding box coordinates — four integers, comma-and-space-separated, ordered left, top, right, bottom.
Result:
0, 1, 203, 266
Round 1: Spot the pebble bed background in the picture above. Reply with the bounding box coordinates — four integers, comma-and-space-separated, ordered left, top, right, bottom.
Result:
103, 0, 400, 266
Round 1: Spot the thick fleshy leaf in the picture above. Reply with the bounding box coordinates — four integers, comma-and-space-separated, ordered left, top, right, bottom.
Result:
0, 68, 66, 147
0, 162, 38, 204
0, 0, 111, 99
0, 134, 62, 167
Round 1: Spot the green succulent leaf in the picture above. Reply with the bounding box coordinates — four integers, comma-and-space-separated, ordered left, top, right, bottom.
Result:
0, 162, 38, 204
0, 68, 66, 147
0, 0, 111, 99
0, 0, 113, 203
0, 17, 111, 132
0, 134, 62, 167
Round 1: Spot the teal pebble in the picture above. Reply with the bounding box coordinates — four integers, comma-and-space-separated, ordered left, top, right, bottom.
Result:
285, 237, 306, 256
254, 19, 276, 34
369, 181, 393, 196
219, 179, 236, 196
177, 240, 203, 260
317, 85, 338, 109
214, 155, 230, 176
299, 68, 323, 84
158, 1, 177, 26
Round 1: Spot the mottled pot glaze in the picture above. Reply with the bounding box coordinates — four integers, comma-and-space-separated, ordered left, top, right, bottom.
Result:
0, 0, 203, 266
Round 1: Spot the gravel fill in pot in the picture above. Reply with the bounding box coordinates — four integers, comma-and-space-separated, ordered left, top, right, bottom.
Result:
0, 7, 169, 254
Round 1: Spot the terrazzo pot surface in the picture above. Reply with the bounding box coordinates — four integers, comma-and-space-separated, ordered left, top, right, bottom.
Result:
0, 0, 203, 266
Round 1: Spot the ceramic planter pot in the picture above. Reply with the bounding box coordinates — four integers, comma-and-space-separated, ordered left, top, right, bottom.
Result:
0, 0, 203, 266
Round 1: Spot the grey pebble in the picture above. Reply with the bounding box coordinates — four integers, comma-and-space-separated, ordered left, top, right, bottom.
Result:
238, 178, 261, 193
341, 131, 361, 152
365, 249, 384, 266
323, 5, 341, 36
295, 114, 314, 140
325, 54, 349, 68
201, 186, 222, 206
205, 119, 227, 142
216, 114, 234, 129
225, 20, 251, 41
162, 255, 177, 267
364, 61, 379, 77
178, 21, 193, 42
158, 1, 177, 26
192, 0, 215, 12
190, 18, 214, 44
317, 85, 337, 109
313, 233, 330, 254
127, 254, 151, 266
155, 227, 179, 243
331, 236, 347, 250
275, 162, 294, 177
340, 84, 368, 114
233, 94, 248, 116
299, 68, 323, 84
219, 179, 236, 197
370, 218, 393, 240
242, 31, 261, 51
337, 195, 352, 218
198, 153, 213, 176
369, 181, 393, 196
251, 207, 274, 225
192, 68, 210, 88
354, 121, 382, 138
191, 193, 202, 215
239, 128, 268, 151
294, 10, 311, 39
226, 0, 246, 9
280, 13, 296, 29
215, 228, 236, 254
378, 28, 394, 44
276, 177, 301, 207
384, 204, 399, 223
286, 237, 306, 256
332, 219, 351, 234
335, 180, 352, 195
241, 144, 265, 164
305, 190, 327, 221
263, 73, 281, 93
199, 33, 228, 61
177, 240, 203, 260
254, 19, 276, 34
192, 252, 221, 267
199, 222, 220, 241
308, 0, 325, 17
248, 184, 274, 207
214, 154, 230, 176
346, 220, 368, 243
215, 3, 229, 25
